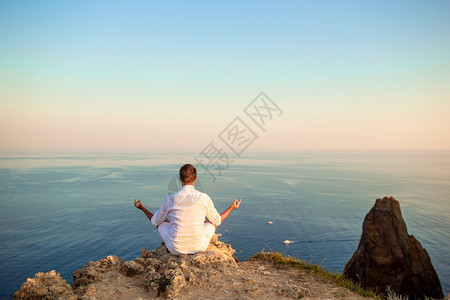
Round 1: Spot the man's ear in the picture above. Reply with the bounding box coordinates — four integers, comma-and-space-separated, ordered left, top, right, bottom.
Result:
179, 177, 183, 183
193, 176, 197, 183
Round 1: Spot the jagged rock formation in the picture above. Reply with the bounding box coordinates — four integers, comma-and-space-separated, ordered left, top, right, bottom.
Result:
14, 234, 238, 299
344, 196, 443, 299
13, 270, 76, 300
15, 233, 382, 299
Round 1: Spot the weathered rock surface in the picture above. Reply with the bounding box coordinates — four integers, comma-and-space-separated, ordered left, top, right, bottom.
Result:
14, 234, 239, 299
344, 196, 443, 299
15, 233, 383, 299
13, 270, 76, 300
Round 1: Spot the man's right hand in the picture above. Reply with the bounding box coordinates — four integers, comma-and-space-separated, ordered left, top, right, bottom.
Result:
230, 198, 241, 210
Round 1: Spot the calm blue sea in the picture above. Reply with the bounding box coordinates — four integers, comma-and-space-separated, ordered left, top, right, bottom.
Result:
0, 152, 449, 298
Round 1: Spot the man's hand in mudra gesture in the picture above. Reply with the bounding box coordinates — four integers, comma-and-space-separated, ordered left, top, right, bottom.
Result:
134, 199, 170, 224
205, 198, 241, 229
134, 199, 144, 210
230, 198, 241, 210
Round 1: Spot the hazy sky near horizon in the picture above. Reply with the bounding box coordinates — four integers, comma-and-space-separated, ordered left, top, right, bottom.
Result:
1, 1, 449, 153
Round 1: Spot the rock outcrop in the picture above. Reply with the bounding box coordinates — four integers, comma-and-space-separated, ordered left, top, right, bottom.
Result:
14, 234, 238, 299
344, 196, 443, 299
13, 270, 76, 300
15, 234, 391, 299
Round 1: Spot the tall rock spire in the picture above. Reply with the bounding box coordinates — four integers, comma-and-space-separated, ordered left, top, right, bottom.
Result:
344, 196, 443, 299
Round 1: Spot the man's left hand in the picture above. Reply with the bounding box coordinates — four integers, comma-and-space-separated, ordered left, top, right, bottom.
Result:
134, 199, 144, 210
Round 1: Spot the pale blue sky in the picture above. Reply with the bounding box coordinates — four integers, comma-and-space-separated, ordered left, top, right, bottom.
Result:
1, 1, 449, 152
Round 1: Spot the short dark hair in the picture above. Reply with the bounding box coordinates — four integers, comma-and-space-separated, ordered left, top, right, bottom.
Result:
179, 164, 197, 184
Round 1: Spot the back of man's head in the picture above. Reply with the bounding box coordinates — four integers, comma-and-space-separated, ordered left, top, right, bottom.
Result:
179, 164, 197, 184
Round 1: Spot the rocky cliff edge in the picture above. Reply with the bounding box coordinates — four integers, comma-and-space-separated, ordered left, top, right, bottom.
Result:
14, 234, 371, 300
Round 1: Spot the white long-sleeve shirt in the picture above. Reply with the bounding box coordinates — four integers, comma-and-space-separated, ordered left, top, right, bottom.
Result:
151, 185, 221, 254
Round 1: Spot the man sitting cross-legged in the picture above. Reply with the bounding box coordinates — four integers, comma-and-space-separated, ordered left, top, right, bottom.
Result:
134, 163, 241, 255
